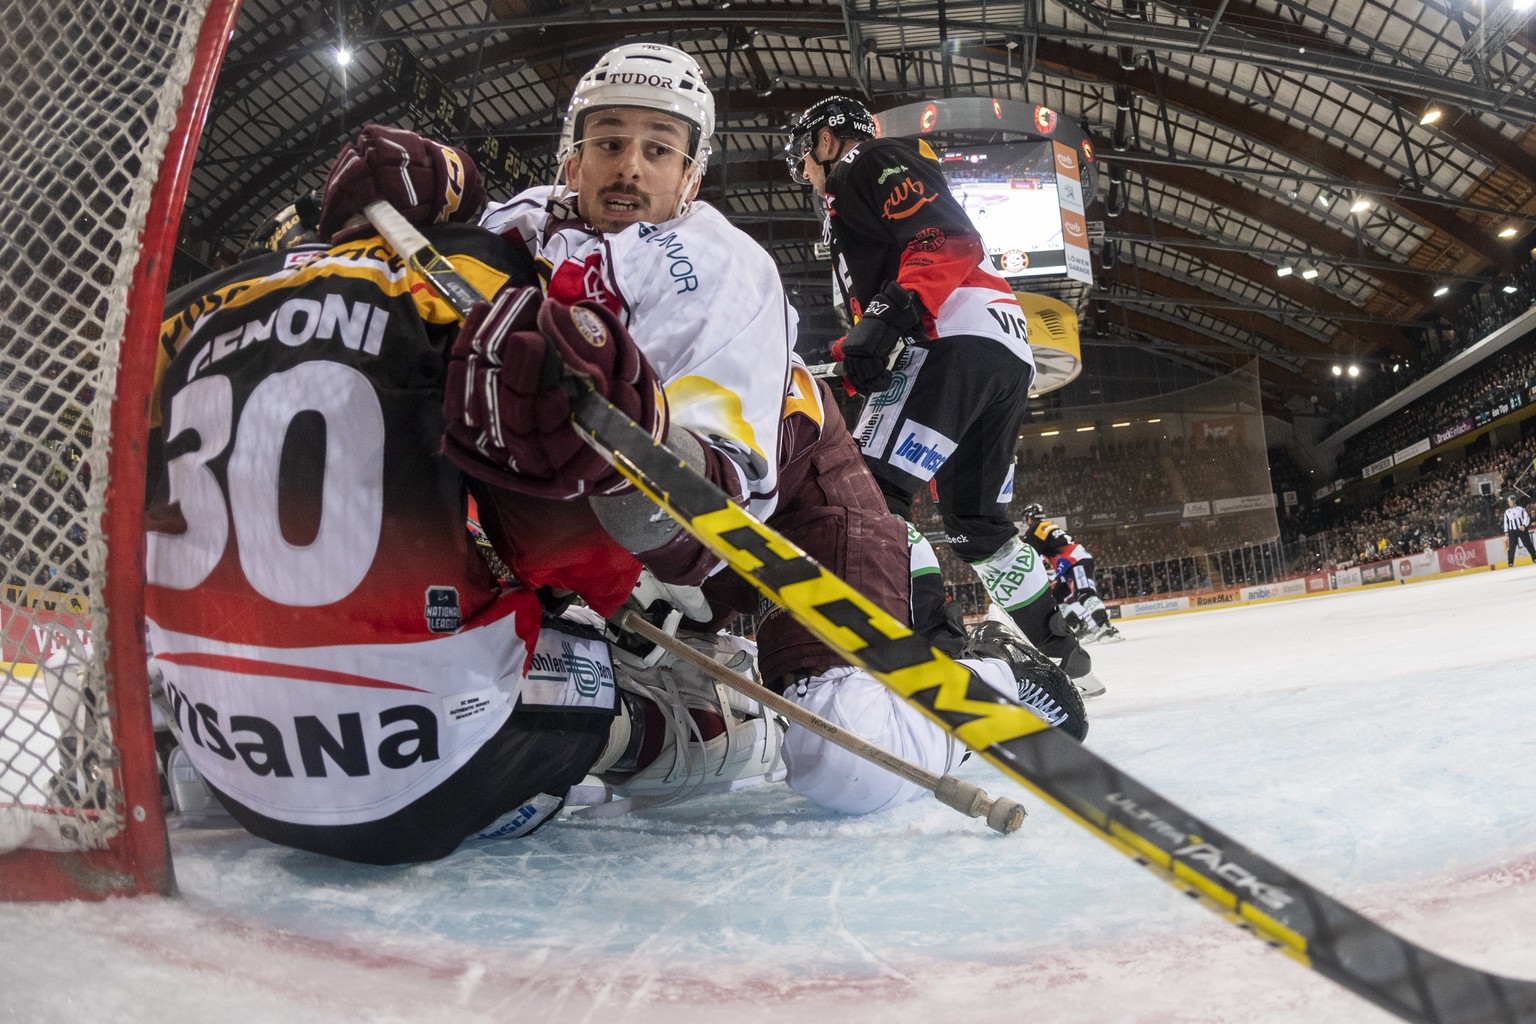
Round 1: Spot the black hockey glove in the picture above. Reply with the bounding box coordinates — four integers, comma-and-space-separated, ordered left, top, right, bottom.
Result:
838, 282, 924, 394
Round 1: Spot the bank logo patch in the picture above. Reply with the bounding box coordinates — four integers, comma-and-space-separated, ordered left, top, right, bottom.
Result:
997, 463, 1016, 503
852, 346, 927, 456
888, 421, 956, 481
522, 627, 616, 711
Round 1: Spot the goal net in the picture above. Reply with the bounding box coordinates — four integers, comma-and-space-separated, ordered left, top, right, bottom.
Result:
0, 0, 240, 899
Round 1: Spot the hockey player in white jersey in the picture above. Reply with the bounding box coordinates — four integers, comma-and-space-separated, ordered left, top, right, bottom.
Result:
318, 43, 1086, 822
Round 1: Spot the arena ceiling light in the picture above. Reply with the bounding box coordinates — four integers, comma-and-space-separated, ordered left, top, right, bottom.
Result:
1112, 421, 1131, 428
334, 46, 352, 66
1499, 227, 1518, 238
1301, 265, 1320, 280
1276, 264, 1294, 278
1332, 364, 1343, 376
1420, 108, 1444, 125
1505, 284, 1520, 294
1434, 284, 1451, 297
1041, 429, 1060, 436
1349, 197, 1372, 214
1347, 365, 1360, 378
1075, 425, 1095, 432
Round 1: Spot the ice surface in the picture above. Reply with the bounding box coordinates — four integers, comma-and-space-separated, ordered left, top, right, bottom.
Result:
3, 568, 1535, 1023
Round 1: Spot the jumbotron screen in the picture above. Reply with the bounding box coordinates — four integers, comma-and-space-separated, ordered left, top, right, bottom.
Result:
940, 141, 1070, 279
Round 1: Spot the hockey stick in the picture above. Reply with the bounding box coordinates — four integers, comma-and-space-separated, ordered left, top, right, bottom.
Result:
1509, 457, 1535, 500
805, 340, 908, 380
364, 201, 1536, 1024
612, 610, 1026, 835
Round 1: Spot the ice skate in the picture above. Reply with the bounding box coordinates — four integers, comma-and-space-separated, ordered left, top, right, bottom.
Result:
963, 620, 1088, 740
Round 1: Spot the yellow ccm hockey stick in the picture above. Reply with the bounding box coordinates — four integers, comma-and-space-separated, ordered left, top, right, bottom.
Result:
365, 202, 1536, 1024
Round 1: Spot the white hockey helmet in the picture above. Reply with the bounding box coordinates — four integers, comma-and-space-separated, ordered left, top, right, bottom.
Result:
558, 43, 715, 175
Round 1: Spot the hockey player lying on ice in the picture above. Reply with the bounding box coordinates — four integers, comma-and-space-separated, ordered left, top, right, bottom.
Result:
145, 43, 1085, 866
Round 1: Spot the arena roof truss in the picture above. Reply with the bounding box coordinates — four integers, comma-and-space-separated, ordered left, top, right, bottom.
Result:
182, 0, 1536, 418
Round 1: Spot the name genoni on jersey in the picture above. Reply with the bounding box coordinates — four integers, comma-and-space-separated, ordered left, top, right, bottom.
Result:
185, 294, 393, 378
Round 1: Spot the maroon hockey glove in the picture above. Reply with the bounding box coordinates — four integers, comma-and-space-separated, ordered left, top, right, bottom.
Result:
838, 282, 923, 394
441, 289, 668, 499
317, 124, 486, 244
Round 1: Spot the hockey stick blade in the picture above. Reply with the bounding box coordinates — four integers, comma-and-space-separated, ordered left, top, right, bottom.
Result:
362, 201, 1536, 1024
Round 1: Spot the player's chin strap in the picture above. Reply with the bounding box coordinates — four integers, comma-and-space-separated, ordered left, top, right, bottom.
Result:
362, 200, 1536, 1024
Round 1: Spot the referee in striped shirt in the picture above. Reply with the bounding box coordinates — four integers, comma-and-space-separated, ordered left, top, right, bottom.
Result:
1503, 495, 1535, 567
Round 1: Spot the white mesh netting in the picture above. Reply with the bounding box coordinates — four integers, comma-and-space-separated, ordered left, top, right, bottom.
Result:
1, 0, 213, 854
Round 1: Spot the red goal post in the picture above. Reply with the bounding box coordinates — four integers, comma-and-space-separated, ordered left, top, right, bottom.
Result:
0, 0, 243, 899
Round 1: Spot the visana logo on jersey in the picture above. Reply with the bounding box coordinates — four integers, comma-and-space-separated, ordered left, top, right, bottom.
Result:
184, 295, 392, 379
161, 678, 442, 779
986, 304, 1029, 342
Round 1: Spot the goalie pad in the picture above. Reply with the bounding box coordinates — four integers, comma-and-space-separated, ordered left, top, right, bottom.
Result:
602, 633, 784, 803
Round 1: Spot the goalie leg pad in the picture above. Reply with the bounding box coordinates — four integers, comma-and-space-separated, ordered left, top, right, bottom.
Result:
603, 635, 784, 801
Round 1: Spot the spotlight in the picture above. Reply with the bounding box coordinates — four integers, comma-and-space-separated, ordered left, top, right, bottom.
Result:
1433, 284, 1450, 297
1332, 365, 1343, 376
334, 46, 352, 66
1499, 227, 1518, 239
1419, 108, 1443, 125
1301, 266, 1319, 280
1504, 284, 1520, 294
1276, 265, 1294, 278
1347, 364, 1360, 378
1349, 198, 1371, 213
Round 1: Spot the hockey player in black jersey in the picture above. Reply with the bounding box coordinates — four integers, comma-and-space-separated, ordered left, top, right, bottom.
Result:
1023, 504, 1122, 643
786, 96, 1106, 699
